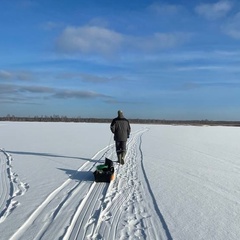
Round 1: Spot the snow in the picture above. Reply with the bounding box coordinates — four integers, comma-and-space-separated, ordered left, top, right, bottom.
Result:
1, 122, 240, 240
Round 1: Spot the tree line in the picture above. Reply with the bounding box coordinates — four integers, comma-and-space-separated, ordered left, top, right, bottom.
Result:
0, 115, 240, 126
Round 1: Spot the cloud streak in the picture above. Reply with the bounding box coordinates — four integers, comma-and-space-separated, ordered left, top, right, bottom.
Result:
57, 72, 122, 83
0, 69, 36, 81
53, 89, 112, 100
0, 84, 113, 104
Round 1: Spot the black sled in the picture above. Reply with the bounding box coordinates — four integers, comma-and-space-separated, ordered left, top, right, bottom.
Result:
93, 158, 114, 183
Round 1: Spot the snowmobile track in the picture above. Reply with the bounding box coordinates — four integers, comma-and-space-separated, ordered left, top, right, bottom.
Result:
9, 128, 171, 240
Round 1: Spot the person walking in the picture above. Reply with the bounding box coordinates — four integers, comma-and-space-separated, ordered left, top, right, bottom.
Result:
110, 110, 131, 165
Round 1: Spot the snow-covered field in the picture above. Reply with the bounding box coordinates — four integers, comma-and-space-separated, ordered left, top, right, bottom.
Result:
0, 122, 240, 240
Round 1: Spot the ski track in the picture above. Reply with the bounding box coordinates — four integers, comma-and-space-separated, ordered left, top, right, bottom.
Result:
0, 149, 29, 223
8, 128, 170, 240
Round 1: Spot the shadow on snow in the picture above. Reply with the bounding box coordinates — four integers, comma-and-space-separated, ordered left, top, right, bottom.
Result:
6, 150, 100, 163
7, 150, 103, 182
58, 168, 94, 182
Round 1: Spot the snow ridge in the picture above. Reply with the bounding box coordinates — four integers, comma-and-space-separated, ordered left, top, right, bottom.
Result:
0, 149, 29, 223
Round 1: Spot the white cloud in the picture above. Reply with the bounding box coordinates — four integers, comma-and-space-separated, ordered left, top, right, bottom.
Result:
41, 21, 61, 31
56, 25, 190, 56
195, 1, 232, 20
148, 3, 181, 15
222, 12, 240, 39
56, 26, 124, 56
146, 32, 191, 49
134, 32, 191, 51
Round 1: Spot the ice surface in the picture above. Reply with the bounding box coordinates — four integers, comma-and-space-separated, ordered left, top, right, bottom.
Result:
0, 122, 240, 239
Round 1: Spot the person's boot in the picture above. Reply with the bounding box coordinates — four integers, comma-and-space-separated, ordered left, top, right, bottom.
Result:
117, 153, 121, 163
120, 153, 124, 165
121, 151, 126, 165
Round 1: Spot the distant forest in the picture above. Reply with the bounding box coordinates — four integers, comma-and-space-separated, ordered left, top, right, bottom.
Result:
0, 115, 240, 127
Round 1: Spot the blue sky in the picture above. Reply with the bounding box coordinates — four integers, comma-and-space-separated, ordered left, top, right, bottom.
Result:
1, 0, 240, 120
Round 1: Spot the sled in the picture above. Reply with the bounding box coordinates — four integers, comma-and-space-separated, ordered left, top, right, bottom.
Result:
93, 158, 114, 183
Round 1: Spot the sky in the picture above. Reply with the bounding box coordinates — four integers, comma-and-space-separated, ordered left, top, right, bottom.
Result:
1, 0, 240, 120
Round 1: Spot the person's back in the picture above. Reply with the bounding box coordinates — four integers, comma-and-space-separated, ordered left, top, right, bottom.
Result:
110, 110, 131, 164
110, 112, 130, 141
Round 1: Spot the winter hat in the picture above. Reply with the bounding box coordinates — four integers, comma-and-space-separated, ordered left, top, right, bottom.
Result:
118, 110, 124, 118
